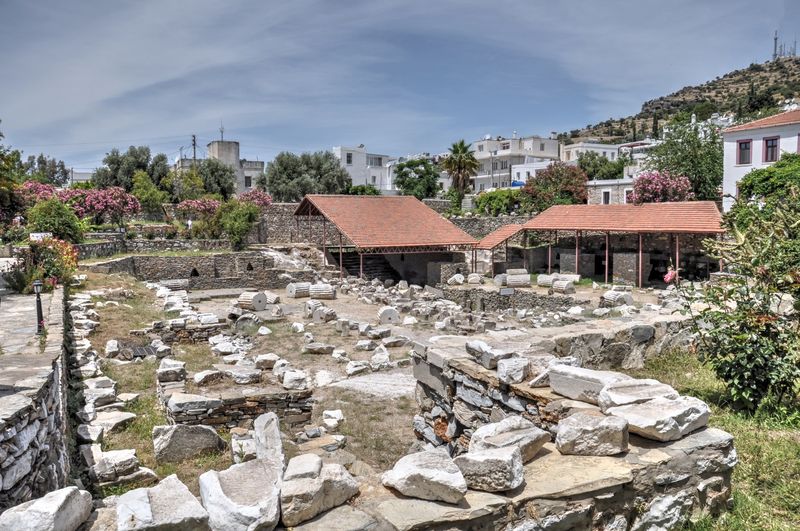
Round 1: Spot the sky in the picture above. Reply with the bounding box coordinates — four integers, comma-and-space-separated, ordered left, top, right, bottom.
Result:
1, 0, 799, 171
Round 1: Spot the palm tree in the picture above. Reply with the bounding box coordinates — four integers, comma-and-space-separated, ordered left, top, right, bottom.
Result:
442, 139, 479, 199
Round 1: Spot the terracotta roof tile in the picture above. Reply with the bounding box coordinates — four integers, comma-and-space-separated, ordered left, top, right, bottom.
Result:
475, 224, 525, 250
295, 195, 476, 250
724, 109, 800, 133
522, 202, 724, 234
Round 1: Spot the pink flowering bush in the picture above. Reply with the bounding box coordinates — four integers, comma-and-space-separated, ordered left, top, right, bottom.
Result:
60, 187, 140, 226
663, 267, 677, 284
176, 198, 221, 220
630, 171, 694, 204
238, 189, 273, 210
16, 181, 56, 207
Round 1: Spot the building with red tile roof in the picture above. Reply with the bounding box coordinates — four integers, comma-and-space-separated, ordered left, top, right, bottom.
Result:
722, 108, 800, 211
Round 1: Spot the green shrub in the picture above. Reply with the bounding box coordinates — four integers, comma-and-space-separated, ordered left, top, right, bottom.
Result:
686, 194, 800, 410
218, 200, 259, 250
27, 198, 84, 243
474, 189, 521, 216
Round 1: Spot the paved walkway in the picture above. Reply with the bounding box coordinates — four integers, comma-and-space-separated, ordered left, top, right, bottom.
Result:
0, 292, 52, 356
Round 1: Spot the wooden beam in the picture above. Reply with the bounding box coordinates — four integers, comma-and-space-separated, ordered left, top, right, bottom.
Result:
339, 232, 343, 280
605, 232, 609, 284
575, 230, 580, 276
638, 233, 643, 288
675, 233, 680, 283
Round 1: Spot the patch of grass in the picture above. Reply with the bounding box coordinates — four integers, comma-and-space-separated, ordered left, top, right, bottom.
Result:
313, 387, 416, 470
635, 350, 800, 531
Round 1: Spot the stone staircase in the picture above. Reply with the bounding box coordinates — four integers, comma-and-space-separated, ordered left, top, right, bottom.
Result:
329, 251, 401, 281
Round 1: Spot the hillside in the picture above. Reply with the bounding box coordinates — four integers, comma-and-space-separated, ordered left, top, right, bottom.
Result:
563, 57, 800, 143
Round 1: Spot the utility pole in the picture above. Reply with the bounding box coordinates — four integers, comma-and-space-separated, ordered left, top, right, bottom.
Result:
192, 135, 197, 168
774, 30, 778, 61
220, 122, 224, 141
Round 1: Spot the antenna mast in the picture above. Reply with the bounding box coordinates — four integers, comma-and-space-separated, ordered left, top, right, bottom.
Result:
220, 123, 224, 141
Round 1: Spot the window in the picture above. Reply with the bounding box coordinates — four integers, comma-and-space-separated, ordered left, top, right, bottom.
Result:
763, 136, 779, 163
602, 190, 611, 205
478, 145, 484, 152
500, 142, 510, 150
624, 189, 634, 204
367, 155, 383, 166
244, 175, 252, 188
736, 140, 751, 165
479, 183, 485, 191
539, 142, 545, 151
610, 152, 615, 160
565, 151, 571, 161
500, 160, 508, 169
371, 175, 376, 184
345, 152, 353, 165
602, 151, 607, 158
515, 172, 520, 179
526, 171, 531, 179
492, 161, 498, 170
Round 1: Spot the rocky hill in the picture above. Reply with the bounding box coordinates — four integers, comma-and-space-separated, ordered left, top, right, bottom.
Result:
563, 57, 800, 143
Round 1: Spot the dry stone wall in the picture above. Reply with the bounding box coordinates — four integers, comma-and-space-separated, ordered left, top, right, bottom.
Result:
0, 288, 71, 510
74, 238, 231, 260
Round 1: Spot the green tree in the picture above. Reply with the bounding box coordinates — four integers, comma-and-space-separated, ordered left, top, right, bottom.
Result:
260, 151, 351, 202
645, 121, 722, 200
474, 189, 521, 216
577, 151, 630, 181
730, 152, 800, 227
520, 162, 587, 212
22, 154, 70, 187
651, 113, 659, 139
162, 169, 205, 202
197, 158, 236, 200
393, 158, 440, 199
131, 170, 167, 216
0, 126, 23, 218
92, 146, 170, 192
347, 184, 381, 195
441, 140, 479, 199
27, 198, 83, 243
217, 200, 259, 250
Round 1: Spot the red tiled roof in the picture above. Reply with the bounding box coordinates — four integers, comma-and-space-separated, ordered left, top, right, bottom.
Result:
294, 195, 476, 250
522, 202, 724, 234
724, 109, 800, 133
475, 224, 524, 250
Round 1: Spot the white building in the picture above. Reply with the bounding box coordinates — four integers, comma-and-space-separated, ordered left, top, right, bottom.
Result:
510, 156, 569, 185
560, 141, 621, 163
331, 145, 396, 194
722, 109, 800, 211
618, 139, 660, 178
173, 139, 264, 195
471, 134, 559, 191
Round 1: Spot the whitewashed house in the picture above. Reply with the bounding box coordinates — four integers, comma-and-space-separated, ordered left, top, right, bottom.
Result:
722, 109, 800, 211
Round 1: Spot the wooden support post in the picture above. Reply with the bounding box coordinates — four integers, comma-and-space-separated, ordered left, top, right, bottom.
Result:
575, 230, 580, 275
491, 249, 495, 277
307, 211, 311, 240
293, 217, 298, 243
359, 253, 364, 278
322, 220, 327, 266
638, 233, 643, 288
548, 242, 552, 274
605, 232, 609, 284
338, 233, 343, 280
505, 240, 509, 265
675, 233, 680, 283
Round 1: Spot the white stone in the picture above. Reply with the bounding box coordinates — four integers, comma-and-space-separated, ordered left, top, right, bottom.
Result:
381, 449, 467, 504
283, 369, 309, 390
253, 413, 284, 468
566, 306, 584, 315
469, 415, 549, 463
447, 274, 465, 285
555, 413, 629, 456
116, 474, 210, 530
453, 446, 523, 492
291, 322, 305, 333
280, 462, 359, 526
370, 347, 391, 370
193, 370, 223, 386
152, 424, 227, 464
105, 340, 119, 357
156, 358, 186, 382
0, 486, 92, 531
402, 316, 419, 325
199, 459, 281, 531
465, 340, 513, 369
598, 378, 680, 413
548, 365, 632, 404
284, 453, 322, 481
631, 490, 694, 531
606, 396, 710, 442
497, 357, 530, 385
377, 305, 400, 324
257, 326, 272, 336
346, 360, 370, 376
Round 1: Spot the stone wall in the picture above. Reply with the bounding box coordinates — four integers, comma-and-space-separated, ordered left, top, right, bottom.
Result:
442, 286, 587, 313
75, 239, 232, 261
82, 252, 316, 290
0, 288, 71, 510
422, 198, 451, 214
165, 389, 313, 430
450, 214, 534, 239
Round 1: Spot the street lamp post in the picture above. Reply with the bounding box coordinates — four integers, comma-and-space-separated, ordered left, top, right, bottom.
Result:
33, 279, 44, 335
